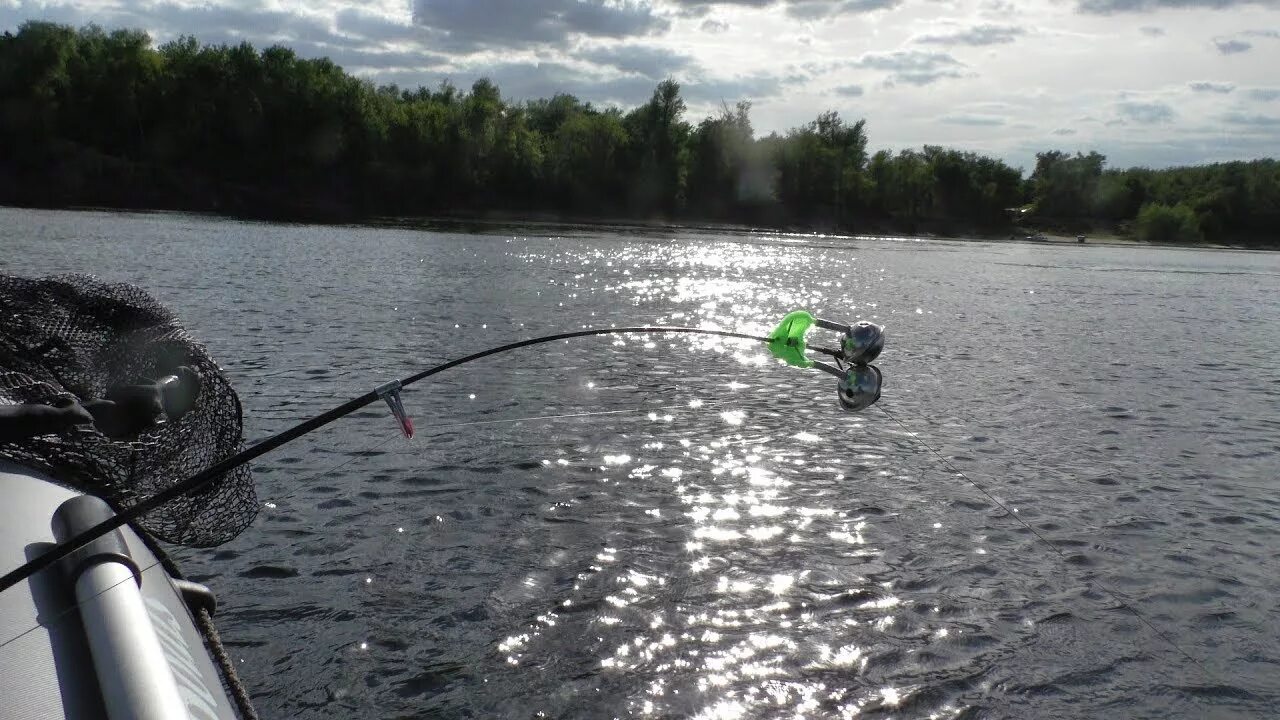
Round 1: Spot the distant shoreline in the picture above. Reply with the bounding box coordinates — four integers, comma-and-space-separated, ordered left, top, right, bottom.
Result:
5, 202, 1272, 253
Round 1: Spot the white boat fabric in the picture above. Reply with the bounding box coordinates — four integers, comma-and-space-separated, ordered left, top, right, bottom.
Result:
0, 460, 242, 720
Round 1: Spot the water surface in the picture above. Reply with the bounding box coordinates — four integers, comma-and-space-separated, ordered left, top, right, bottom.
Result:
3, 208, 1279, 718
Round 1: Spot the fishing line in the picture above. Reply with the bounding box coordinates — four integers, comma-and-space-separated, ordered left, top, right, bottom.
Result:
274, 405, 699, 508
421, 406, 689, 432
0, 326, 803, 593
876, 403, 1224, 685
0, 559, 172, 652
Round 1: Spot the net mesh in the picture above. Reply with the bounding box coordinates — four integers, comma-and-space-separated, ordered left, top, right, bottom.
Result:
0, 274, 256, 547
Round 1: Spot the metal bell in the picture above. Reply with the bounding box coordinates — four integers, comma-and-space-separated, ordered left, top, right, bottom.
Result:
836, 364, 882, 412
841, 322, 884, 366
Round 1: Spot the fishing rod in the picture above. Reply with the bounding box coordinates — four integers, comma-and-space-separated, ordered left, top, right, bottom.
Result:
0, 315, 886, 594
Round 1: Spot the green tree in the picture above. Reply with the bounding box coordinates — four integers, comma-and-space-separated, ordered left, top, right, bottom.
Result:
774, 111, 868, 226
1031, 150, 1105, 218
623, 79, 689, 215
687, 101, 760, 219
1135, 203, 1203, 243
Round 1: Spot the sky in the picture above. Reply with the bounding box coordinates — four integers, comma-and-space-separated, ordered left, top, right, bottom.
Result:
2, 0, 1278, 171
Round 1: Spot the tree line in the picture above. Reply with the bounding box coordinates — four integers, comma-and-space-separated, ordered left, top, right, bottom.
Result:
1, 22, 1276, 245
1027, 151, 1278, 244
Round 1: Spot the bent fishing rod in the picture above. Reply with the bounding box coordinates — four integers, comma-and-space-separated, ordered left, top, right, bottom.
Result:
0, 314, 886, 594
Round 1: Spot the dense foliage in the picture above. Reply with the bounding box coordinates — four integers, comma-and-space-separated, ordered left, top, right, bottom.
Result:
1, 22, 1277, 244
1028, 152, 1279, 243
1135, 203, 1203, 244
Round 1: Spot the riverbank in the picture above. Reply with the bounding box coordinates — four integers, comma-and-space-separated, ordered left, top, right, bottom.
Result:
1012, 231, 1266, 251
3, 202, 1273, 252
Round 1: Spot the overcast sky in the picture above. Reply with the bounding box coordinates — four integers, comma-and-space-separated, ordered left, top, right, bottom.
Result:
3, 0, 1277, 171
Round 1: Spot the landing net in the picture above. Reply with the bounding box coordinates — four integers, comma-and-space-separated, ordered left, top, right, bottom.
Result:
0, 274, 256, 546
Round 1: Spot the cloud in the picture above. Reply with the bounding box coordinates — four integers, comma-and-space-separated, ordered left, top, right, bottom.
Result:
334, 9, 438, 46
1014, 131, 1279, 169
856, 50, 963, 71
288, 42, 447, 72
982, 0, 1018, 14
669, 0, 903, 20
1139, 26, 1165, 36
413, 57, 784, 109
683, 72, 787, 103
426, 60, 659, 105
1204, 29, 1279, 56
1214, 39, 1253, 53
854, 49, 968, 86
794, 59, 855, 78
127, 2, 337, 47
1189, 81, 1236, 93
1052, 128, 1078, 135
895, 70, 967, 85
1221, 111, 1280, 126
1248, 88, 1280, 101
700, 18, 730, 32
0, 0, 447, 70
0, 1, 101, 30
668, 0, 774, 17
579, 44, 697, 79
1117, 100, 1176, 123
914, 24, 1027, 46
409, 0, 668, 51
834, 84, 865, 97
940, 114, 1006, 126
786, 0, 903, 18
1079, 0, 1280, 14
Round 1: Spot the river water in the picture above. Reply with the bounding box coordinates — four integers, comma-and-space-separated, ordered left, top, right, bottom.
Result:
2, 207, 1279, 719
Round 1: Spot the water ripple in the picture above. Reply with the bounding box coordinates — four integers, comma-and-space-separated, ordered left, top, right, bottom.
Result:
3, 208, 1279, 718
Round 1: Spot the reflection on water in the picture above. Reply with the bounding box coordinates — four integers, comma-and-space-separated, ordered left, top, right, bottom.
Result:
3, 208, 1280, 718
